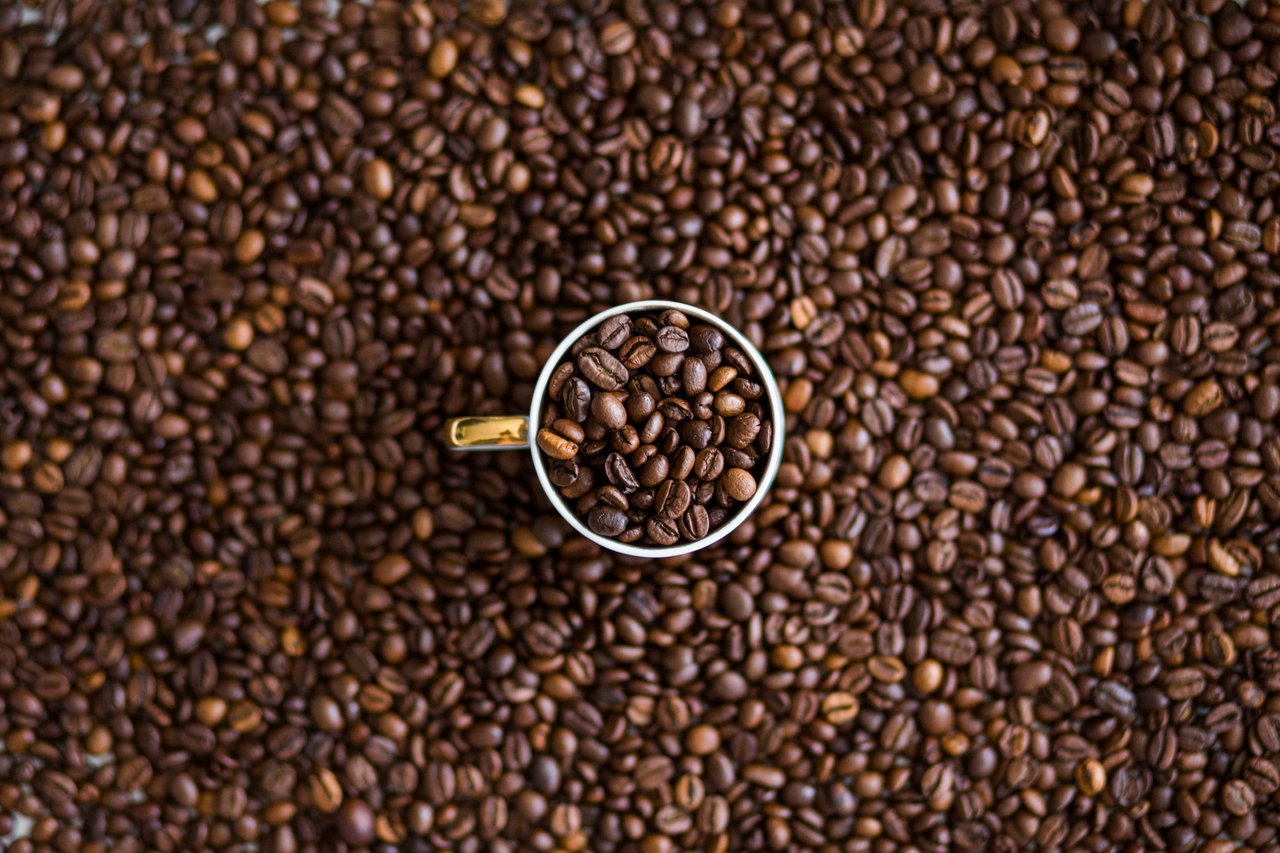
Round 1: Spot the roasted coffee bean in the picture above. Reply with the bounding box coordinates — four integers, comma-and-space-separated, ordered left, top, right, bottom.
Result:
577, 347, 630, 390
625, 390, 656, 421
639, 412, 665, 444
611, 424, 640, 455
596, 485, 628, 511
670, 446, 695, 481
677, 419, 713, 450
548, 362, 576, 399
655, 325, 691, 353
690, 325, 725, 354
596, 315, 633, 350
650, 351, 686, 377
646, 517, 681, 546
714, 391, 747, 417
709, 366, 738, 391
562, 377, 592, 423
604, 453, 640, 494
1240, 757, 1280, 799
694, 447, 725, 481
1095, 681, 1137, 718
931, 630, 978, 666
309, 769, 344, 814
587, 506, 628, 537
726, 413, 762, 449
721, 468, 758, 502
683, 357, 708, 395
551, 419, 585, 445
721, 447, 756, 472
680, 505, 710, 540
536, 429, 579, 461
658, 309, 688, 329
591, 392, 628, 430
658, 396, 692, 421
1247, 576, 1280, 610
619, 336, 658, 369
1110, 765, 1148, 809
655, 480, 692, 519
1164, 667, 1207, 700
1222, 779, 1256, 817
637, 453, 671, 488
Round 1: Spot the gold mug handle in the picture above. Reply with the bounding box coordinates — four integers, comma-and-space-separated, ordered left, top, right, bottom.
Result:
444, 416, 530, 451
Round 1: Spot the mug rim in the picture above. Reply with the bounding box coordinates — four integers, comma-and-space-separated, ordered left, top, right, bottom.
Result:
528, 299, 785, 559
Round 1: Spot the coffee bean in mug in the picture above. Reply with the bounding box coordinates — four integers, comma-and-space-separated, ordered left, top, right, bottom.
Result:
536, 309, 773, 547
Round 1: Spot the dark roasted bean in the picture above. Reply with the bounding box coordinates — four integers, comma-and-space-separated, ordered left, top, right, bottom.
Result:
596, 315, 632, 350
577, 347, 630, 390
587, 506, 628, 537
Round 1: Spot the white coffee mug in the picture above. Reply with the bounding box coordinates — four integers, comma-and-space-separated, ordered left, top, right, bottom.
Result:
444, 300, 784, 557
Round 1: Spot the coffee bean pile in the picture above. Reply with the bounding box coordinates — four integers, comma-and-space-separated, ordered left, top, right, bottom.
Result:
537, 308, 773, 547
2, 0, 1280, 850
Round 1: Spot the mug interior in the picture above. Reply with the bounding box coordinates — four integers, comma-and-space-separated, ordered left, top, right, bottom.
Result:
528, 300, 785, 559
